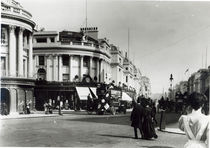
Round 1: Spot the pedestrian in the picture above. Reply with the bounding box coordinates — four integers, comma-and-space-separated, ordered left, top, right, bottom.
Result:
151, 102, 158, 125
130, 100, 144, 139
44, 102, 49, 114
26, 103, 30, 114
178, 92, 209, 148
142, 99, 158, 140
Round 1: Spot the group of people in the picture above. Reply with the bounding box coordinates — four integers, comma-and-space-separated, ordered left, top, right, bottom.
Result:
178, 92, 209, 148
130, 97, 158, 140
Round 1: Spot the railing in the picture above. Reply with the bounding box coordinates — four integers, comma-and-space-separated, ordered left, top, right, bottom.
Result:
1, 4, 32, 19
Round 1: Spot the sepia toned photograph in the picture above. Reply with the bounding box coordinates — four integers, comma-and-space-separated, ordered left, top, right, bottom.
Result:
0, 0, 209, 147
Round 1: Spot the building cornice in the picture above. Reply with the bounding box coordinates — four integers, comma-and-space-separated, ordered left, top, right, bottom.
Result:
33, 46, 111, 59
1, 12, 36, 28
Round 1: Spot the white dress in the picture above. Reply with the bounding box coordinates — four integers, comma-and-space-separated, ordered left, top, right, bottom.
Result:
178, 110, 209, 148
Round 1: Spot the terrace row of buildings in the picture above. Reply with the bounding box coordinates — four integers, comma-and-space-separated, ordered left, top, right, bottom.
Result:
1, 0, 151, 114
175, 67, 210, 100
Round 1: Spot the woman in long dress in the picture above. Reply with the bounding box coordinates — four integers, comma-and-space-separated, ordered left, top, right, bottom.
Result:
141, 98, 158, 139
178, 92, 209, 148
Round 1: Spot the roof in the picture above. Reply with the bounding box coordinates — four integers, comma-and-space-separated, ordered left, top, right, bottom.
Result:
34, 31, 58, 36
2, 0, 23, 9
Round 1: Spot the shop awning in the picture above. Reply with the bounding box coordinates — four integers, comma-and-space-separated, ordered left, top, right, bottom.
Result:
122, 92, 133, 102
89, 87, 97, 99
76, 87, 90, 100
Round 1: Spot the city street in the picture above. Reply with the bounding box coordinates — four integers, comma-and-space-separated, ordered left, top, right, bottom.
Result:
0, 113, 187, 147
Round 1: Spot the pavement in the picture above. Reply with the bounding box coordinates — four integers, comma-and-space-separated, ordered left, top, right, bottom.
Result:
0, 110, 185, 135
0, 112, 187, 147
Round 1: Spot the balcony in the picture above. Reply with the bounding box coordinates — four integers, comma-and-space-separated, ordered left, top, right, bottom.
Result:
1, 4, 32, 20
33, 41, 111, 57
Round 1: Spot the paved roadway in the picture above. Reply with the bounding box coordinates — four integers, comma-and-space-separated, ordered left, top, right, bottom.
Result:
0, 113, 187, 147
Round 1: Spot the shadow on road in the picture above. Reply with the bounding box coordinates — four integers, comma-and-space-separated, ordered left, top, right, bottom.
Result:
64, 116, 131, 126
97, 134, 133, 139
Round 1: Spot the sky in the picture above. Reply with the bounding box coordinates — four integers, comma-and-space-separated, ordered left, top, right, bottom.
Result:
18, 0, 210, 94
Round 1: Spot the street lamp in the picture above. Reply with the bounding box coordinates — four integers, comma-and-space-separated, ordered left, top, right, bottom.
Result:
169, 74, 174, 100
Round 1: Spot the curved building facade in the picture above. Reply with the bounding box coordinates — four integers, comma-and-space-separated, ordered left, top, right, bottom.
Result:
33, 29, 112, 110
1, 0, 36, 114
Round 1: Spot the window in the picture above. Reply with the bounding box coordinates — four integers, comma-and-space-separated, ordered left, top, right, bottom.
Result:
119, 68, 121, 72
62, 56, 69, 66
50, 37, 55, 43
36, 38, 47, 43
83, 60, 88, 67
126, 76, 128, 82
1, 57, 6, 76
63, 74, 69, 82
1, 28, 7, 44
126, 67, 128, 70
39, 56, 45, 65
23, 59, 26, 77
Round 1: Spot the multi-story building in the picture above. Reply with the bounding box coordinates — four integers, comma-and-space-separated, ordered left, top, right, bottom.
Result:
110, 44, 124, 86
123, 54, 134, 89
133, 67, 142, 96
1, 0, 36, 115
0, 1, 146, 113
140, 76, 152, 98
188, 67, 210, 98
33, 28, 112, 110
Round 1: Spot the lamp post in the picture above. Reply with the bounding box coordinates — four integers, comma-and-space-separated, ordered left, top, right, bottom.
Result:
169, 74, 174, 100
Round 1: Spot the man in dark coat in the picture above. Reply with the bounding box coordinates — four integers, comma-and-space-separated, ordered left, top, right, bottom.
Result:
130, 101, 144, 139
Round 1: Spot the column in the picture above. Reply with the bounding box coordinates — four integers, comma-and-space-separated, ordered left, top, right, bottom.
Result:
33, 55, 36, 78
46, 55, 51, 81
99, 59, 103, 82
69, 55, 72, 81
28, 33, 33, 78
53, 55, 58, 81
89, 56, 93, 78
18, 27, 24, 77
9, 25, 16, 76
96, 58, 100, 82
24, 35, 27, 48
58, 55, 62, 81
10, 88, 17, 114
80, 56, 83, 81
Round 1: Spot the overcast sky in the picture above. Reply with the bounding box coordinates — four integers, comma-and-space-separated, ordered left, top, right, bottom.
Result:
18, 0, 210, 94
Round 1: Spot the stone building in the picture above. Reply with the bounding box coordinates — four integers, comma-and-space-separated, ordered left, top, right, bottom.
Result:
32, 28, 112, 110
140, 76, 152, 98
188, 68, 209, 98
1, 0, 36, 114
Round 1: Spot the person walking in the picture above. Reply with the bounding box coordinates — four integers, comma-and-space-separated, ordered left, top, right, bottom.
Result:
142, 99, 158, 140
130, 101, 144, 139
178, 92, 209, 148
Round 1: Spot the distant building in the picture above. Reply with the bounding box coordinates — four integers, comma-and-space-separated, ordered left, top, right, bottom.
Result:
188, 68, 209, 98
110, 45, 124, 87
1, 0, 36, 114
140, 76, 152, 98
175, 81, 188, 94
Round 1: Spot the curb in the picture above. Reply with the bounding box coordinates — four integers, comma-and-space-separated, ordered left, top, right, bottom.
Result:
0, 114, 60, 120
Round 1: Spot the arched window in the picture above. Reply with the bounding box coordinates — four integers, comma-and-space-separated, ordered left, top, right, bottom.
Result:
37, 68, 46, 80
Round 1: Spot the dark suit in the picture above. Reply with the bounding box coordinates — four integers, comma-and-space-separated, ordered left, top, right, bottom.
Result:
130, 103, 144, 139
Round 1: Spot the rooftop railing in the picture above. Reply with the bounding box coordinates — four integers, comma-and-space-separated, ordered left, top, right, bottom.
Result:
34, 40, 111, 57
1, 4, 32, 19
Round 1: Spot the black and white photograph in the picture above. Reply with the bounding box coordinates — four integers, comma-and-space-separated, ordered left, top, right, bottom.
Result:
0, 0, 210, 147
